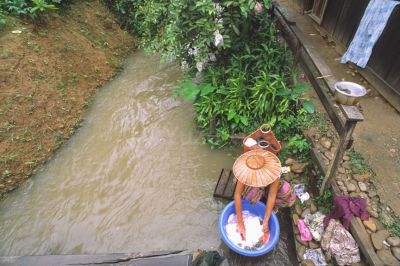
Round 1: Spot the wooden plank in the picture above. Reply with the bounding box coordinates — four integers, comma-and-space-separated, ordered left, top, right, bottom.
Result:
214, 168, 231, 198
343, 0, 369, 47
224, 171, 237, 200
321, 0, 345, 36
340, 105, 364, 122
273, 2, 347, 135
320, 121, 356, 194
298, 48, 346, 134
368, 6, 400, 80
310, 148, 328, 176
0, 251, 189, 266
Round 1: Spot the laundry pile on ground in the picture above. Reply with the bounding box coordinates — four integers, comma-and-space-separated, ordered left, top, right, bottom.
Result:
294, 194, 367, 266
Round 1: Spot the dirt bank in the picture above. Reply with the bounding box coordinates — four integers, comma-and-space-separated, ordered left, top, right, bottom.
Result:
0, 1, 135, 198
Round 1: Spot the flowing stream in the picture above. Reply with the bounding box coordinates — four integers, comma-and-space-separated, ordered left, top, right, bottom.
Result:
0, 51, 296, 265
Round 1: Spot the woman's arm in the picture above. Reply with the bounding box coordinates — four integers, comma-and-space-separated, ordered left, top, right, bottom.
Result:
263, 179, 280, 231
234, 181, 246, 240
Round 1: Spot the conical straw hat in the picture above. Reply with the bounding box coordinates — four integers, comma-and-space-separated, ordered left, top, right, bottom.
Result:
233, 149, 281, 187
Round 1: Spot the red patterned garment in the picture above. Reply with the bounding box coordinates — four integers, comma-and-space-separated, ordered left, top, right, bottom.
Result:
322, 219, 360, 266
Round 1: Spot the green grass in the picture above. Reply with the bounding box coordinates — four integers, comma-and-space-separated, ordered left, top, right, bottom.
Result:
348, 148, 373, 174
383, 214, 400, 238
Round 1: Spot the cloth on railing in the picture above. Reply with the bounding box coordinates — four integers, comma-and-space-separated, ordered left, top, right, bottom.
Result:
323, 195, 369, 230
322, 219, 360, 266
341, 0, 400, 68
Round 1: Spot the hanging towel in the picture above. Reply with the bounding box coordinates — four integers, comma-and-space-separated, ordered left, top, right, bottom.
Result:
341, 0, 400, 68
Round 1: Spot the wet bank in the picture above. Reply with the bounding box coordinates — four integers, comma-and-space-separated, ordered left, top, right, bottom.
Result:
0, 50, 296, 264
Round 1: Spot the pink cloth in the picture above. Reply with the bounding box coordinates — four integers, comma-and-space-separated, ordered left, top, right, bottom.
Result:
243, 180, 296, 208
298, 219, 312, 242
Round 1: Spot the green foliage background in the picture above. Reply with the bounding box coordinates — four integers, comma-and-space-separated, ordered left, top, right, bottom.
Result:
104, 0, 314, 149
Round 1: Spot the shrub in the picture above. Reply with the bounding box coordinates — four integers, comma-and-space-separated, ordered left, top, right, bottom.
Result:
105, 0, 314, 147
0, 0, 71, 19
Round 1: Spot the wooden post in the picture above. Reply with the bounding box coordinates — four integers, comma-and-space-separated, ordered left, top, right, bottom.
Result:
319, 105, 364, 195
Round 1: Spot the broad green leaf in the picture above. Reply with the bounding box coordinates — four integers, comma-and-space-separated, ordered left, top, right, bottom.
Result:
240, 116, 249, 126
200, 83, 215, 96
228, 110, 236, 121
303, 100, 315, 113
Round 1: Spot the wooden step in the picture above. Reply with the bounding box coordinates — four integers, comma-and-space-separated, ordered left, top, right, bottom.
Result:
213, 168, 237, 200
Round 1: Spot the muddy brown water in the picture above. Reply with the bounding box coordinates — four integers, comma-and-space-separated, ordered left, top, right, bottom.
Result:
0, 50, 296, 264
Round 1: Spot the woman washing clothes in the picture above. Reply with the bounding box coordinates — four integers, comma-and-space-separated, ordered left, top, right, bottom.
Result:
233, 149, 296, 244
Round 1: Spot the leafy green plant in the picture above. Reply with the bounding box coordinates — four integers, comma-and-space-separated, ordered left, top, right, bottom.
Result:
29, 0, 57, 20
284, 134, 310, 156
383, 215, 400, 238
0, 0, 69, 19
315, 188, 333, 214
106, 0, 315, 148
348, 148, 372, 174
0, 10, 7, 30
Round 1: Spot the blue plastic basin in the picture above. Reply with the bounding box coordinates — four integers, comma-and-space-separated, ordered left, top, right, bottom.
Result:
219, 200, 280, 257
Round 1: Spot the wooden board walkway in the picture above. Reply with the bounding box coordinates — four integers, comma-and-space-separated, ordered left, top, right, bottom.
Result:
213, 168, 237, 200
0, 250, 190, 266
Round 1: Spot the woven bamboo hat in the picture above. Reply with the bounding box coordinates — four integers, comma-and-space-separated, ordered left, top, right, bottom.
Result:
233, 149, 281, 187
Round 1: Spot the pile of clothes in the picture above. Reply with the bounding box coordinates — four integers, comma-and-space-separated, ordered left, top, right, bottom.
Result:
225, 210, 265, 250
296, 195, 368, 266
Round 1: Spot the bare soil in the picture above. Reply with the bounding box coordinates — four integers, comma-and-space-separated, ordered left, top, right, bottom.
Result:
0, 1, 134, 198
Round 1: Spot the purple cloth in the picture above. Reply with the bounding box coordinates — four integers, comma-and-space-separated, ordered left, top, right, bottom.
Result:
323, 195, 369, 230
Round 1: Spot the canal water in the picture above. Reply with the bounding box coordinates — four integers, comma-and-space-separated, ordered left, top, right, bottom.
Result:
0, 51, 296, 265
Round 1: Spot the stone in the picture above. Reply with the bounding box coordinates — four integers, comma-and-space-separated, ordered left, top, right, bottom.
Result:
391, 247, 400, 261
350, 192, 359, 198
347, 183, 357, 192
309, 240, 320, 249
387, 237, 400, 247
338, 167, 346, 174
368, 208, 379, 218
358, 182, 368, 192
324, 151, 334, 161
320, 137, 332, 149
343, 155, 350, 161
294, 226, 299, 235
337, 181, 344, 186
372, 218, 385, 231
377, 249, 399, 265
372, 230, 391, 250
310, 202, 318, 214
353, 173, 369, 182
342, 161, 352, 170
292, 162, 308, 174
285, 158, 295, 166
297, 245, 306, 259
293, 214, 300, 225
368, 191, 377, 197
296, 234, 309, 247
301, 259, 316, 266
295, 204, 303, 216
363, 219, 377, 232
301, 208, 311, 219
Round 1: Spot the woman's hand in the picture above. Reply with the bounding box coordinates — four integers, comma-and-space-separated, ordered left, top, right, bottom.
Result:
260, 231, 270, 243
237, 222, 246, 240
262, 218, 269, 233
